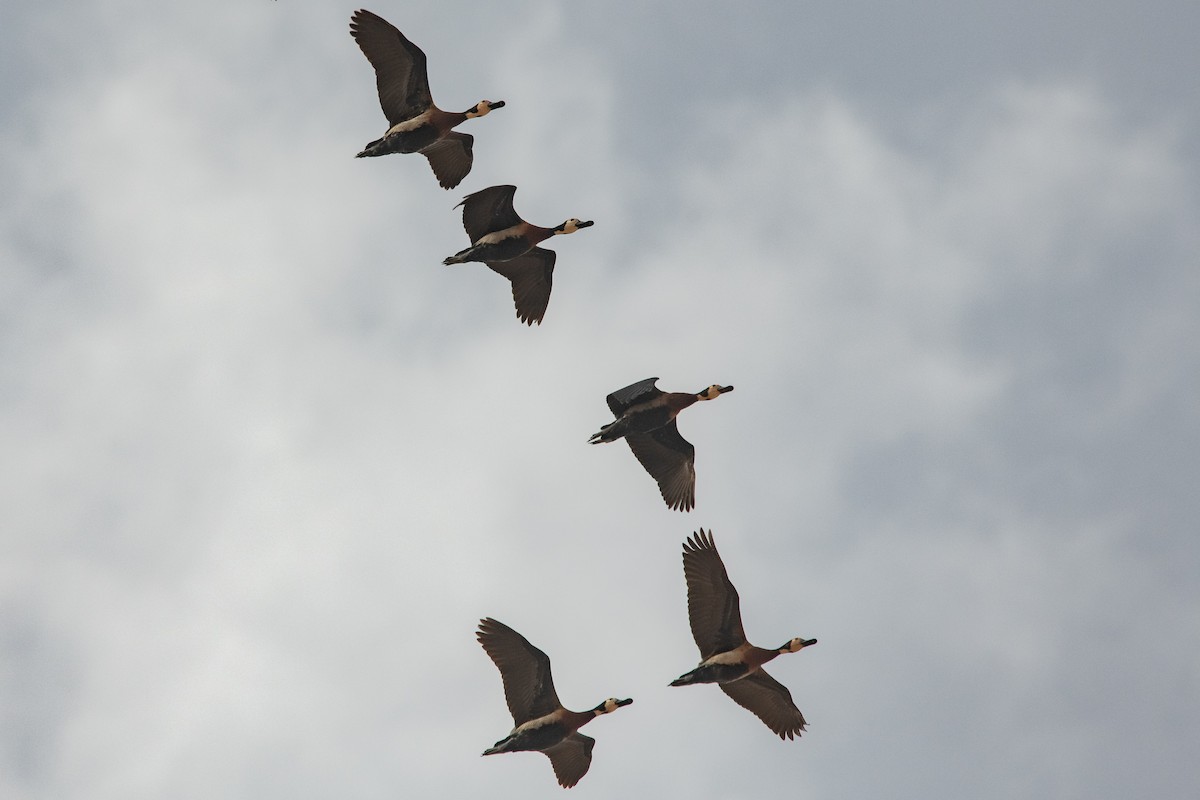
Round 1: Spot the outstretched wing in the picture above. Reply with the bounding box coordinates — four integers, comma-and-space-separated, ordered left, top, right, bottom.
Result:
477, 618, 561, 725
605, 377, 661, 416
720, 670, 809, 740
420, 132, 473, 189
350, 9, 433, 125
626, 423, 696, 511
487, 247, 555, 325
542, 733, 595, 788
458, 185, 521, 242
681, 529, 746, 656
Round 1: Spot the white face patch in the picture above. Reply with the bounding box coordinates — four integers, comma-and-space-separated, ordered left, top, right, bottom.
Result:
556, 219, 583, 235
467, 101, 492, 118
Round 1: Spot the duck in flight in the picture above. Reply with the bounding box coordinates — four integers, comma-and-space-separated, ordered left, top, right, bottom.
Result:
350, 9, 505, 188
477, 618, 632, 787
588, 378, 732, 511
443, 185, 593, 325
670, 530, 817, 740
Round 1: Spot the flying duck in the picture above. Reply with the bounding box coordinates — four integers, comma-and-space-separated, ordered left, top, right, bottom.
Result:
443, 185, 593, 325
588, 378, 733, 511
350, 9, 505, 188
670, 530, 817, 740
477, 618, 632, 788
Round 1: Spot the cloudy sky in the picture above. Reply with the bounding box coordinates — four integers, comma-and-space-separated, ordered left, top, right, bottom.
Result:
3, 1, 1198, 798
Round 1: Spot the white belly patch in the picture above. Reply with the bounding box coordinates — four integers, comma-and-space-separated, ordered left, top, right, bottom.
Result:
387, 110, 433, 135
476, 225, 523, 246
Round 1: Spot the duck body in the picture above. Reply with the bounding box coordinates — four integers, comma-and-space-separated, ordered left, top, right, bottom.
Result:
670, 530, 817, 740
671, 641, 811, 687
484, 713, 577, 755
588, 379, 733, 511
443, 220, 555, 265
477, 618, 631, 787
356, 107, 465, 158
669, 642, 768, 686
442, 186, 593, 325
589, 389, 704, 444
482, 703, 614, 756
350, 9, 504, 188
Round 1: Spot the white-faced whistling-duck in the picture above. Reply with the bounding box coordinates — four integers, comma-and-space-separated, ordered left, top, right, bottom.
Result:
442, 185, 594, 325
670, 530, 817, 740
588, 378, 733, 511
477, 618, 632, 788
350, 9, 505, 188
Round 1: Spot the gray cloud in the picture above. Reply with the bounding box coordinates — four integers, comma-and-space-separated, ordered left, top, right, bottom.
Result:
2, 3, 1198, 799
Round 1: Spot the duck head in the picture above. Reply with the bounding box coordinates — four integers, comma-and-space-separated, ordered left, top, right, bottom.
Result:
554, 218, 594, 234
781, 637, 818, 653
697, 384, 734, 400
466, 100, 506, 117
592, 697, 633, 715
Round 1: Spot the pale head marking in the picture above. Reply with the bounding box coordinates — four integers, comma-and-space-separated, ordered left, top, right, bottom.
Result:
698, 384, 726, 400
467, 100, 499, 118
784, 637, 817, 653
555, 218, 588, 235
595, 697, 632, 714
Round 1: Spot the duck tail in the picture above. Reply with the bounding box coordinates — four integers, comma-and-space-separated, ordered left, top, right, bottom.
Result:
670, 668, 701, 687
588, 421, 623, 444
355, 137, 385, 158
482, 735, 515, 756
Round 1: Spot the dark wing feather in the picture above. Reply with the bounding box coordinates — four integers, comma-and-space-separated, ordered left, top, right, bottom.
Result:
542, 733, 595, 788
420, 132, 473, 189
720, 670, 809, 740
625, 423, 696, 511
487, 248, 555, 325
681, 530, 746, 656
605, 377, 662, 416
477, 618, 561, 725
458, 185, 521, 242
350, 9, 433, 125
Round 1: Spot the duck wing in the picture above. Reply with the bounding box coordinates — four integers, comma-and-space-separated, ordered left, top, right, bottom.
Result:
457, 184, 521, 242
542, 733, 595, 788
477, 618, 562, 725
719, 670, 808, 740
625, 422, 695, 511
681, 529, 746, 656
487, 247, 555, 325
605, 377, 662, 416
349, 9, 433, 125
420, 132, 473, 189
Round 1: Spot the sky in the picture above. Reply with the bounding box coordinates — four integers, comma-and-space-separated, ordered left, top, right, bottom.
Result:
2, 1, 1199, 798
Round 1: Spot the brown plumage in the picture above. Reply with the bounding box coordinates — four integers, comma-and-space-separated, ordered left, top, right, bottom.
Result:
588, 378, 733, 511
442, 185, 593, 325
477, 618, 632, 788
350, 9, 505, 188
670, 530, 817, 740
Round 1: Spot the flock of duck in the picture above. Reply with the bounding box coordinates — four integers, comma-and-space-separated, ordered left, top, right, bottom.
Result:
349, 9, 818, 788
